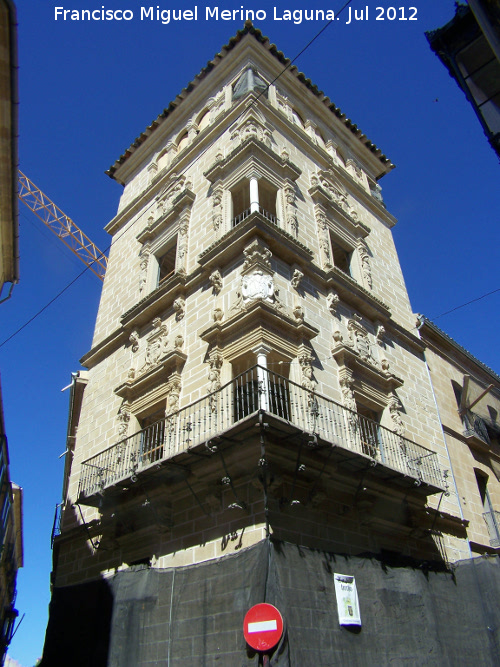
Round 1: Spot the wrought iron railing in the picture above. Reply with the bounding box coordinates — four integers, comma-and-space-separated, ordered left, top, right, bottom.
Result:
232, 206, 279, 227
78, 367, 444, 499
483, 510, 500, 547
463, 413, 491, 444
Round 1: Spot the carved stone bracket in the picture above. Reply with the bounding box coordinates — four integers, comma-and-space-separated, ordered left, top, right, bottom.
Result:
291, 268, 304, 290
173, 296, 185, 321
327, 291, 340, 315
209, 269, 223, 294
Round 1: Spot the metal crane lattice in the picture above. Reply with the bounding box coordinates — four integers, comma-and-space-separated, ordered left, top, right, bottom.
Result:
18, 171, 108, 280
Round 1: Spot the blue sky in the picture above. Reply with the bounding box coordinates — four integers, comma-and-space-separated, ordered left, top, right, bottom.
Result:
2, 1, 499, 664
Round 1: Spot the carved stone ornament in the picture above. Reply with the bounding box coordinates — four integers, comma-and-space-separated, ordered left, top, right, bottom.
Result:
376, 324, 386, 346
242, 270, 275, 305
174, 335, 184, 350
293, 304, 304, 321
291, 269, 304, 290
139, 253, 149, 294
298, 352, 317, 393
213, 307, 224, 323
212, 188, 223, 235
284, 184, 298, 235
129, 330, 140, 353
357, 239, 372, 290
155, 174, 190, 214
166, 374, 182, 418
326, 291, 340, 315
207, 350, 223, 412
389, 393, 405, 436
230, 108, 273, 149
315, 207, 332, 270
209, 269, 223, 294
339, 372, 357, 417
141, 319, 168, 372
242, 238, 272, 271
347, 317, 373, 363
117, 407, 131, 441
173, 296, 185, 321
332, 330, 343, 344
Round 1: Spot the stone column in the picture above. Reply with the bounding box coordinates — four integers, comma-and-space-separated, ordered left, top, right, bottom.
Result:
250, 176, 259, 214
253, 344, 271, 411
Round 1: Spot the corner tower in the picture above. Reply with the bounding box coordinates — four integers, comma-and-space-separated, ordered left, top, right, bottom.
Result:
45, 23, 471, 666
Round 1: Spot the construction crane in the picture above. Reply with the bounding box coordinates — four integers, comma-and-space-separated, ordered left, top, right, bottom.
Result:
17, 171, 108, 281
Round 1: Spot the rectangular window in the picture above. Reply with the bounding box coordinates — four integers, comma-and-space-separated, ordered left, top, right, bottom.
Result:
330, 234, 352, 276
157, 239, 177, 285
140, 408, 166, 465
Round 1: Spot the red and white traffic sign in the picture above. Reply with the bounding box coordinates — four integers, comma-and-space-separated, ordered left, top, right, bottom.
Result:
243, 603, 284, 652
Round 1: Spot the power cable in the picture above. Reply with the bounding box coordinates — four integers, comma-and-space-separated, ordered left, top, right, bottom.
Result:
0, 3, 355, 349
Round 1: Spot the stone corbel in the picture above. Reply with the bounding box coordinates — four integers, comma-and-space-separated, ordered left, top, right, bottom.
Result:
209, 268, 223, 294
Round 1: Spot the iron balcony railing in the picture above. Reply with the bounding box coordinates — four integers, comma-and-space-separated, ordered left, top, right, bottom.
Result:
78, 366, 444, 499
232, 206, 279, 227
483, 510, 500, 547
463, 412, 491, 444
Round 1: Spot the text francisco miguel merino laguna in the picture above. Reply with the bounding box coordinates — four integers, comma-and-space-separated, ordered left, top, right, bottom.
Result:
54, 6, 357, 25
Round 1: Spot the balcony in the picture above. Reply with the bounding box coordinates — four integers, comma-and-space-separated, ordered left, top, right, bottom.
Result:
77, 367, 444, 505
232, 205, 279, 228
483, 510, 500, 548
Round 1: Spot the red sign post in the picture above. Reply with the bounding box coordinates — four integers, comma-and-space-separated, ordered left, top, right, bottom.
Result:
243, 603, 284, 652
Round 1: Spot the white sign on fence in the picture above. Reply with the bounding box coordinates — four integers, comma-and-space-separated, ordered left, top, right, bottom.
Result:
334, 573, 361, 626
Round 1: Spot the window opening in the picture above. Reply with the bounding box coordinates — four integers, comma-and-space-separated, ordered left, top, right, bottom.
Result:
475, 470, 500, 546
232, 68, 268, 101
232, 355, 290, 421
157, 241, 177, 285
330, 235, 352, 276
231, 181, 278, 227
356, 402, 383, 460
140, 408, 166, 465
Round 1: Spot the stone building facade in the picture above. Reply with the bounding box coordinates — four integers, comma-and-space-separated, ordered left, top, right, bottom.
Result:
419, 316, 500, 556
44, 23, 493, 666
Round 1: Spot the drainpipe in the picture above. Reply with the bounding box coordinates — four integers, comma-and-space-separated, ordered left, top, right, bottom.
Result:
416, 314, 472, 559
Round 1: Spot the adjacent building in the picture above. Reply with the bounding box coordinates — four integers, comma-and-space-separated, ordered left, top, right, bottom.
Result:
0, 1, 23, 663
426, 0, 500, 159
43, 23, 499, 666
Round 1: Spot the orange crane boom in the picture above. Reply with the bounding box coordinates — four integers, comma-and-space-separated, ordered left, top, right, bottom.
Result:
17, 171, 108, 280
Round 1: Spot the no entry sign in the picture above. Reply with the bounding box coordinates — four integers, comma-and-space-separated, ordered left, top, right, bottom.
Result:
243, 603, 284, 652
